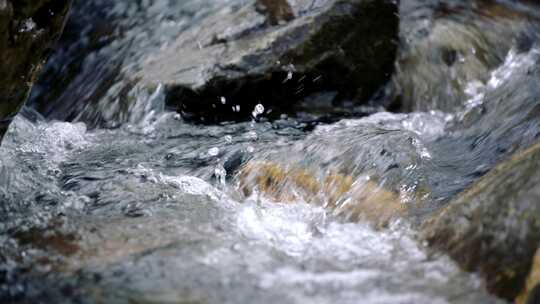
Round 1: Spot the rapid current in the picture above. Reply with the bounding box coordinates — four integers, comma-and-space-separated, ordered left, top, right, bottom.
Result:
1, 0, 540, 303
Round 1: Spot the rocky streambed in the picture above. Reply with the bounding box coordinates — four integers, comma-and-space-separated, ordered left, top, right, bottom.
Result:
1, 0, 540, 303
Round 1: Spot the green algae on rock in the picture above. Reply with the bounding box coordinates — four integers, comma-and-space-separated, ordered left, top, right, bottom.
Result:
421, 140, 540, 300
141, 0, 398, 123
0, 0, 71, 142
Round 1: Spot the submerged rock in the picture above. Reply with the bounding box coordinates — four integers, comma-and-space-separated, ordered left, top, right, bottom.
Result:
141, 0, 399, 123
0, 0, 71, 142
421, 141, 540, 300
238, 159, 406, 229
517, 248, 540, 304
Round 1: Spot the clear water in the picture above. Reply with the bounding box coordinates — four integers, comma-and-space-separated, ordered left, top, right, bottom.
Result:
2, 0, 540, 303
0, 110, 501, 303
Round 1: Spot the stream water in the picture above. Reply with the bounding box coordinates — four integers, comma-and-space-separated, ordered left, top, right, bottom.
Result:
2, 0, 540, 303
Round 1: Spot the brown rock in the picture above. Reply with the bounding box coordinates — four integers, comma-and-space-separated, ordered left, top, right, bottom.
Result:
257, 0, 295, 25
421, 141, 540, 300
238, 161, 404, 227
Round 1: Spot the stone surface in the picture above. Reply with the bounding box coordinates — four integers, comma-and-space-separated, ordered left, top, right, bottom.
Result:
28, 0, 225, 126
257, 0, 295, 25
141, 0, 399, 123
517, 248, 540, 304
421, 140, 540, 300
392, 0, 540, 112
0, 0, 71, 142
238, 161, 405, 228
28, 0, 398, 127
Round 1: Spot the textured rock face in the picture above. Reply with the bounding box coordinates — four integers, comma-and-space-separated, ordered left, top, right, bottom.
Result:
392, 0, 540, 112
28, 0, 397, 127
0, 0, 71, 142
421, 141, 540, 300
141, 0, 399, 123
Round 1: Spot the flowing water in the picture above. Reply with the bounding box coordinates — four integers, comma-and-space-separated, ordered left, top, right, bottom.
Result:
2, 0, 540, 303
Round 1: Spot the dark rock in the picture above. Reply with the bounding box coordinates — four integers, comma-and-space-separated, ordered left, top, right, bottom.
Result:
421, 140, 540, 300
28, 0, 397, 127
516, 249, 540, 304
141, 0, 399, 123
28, 0, 123, 125
28, 1, 245, 127
257, 0, 295, 25
526, 284, 540, 304
0, 0, 71, 142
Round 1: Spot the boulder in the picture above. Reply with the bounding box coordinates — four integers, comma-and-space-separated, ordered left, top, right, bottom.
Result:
140, 0, 399, 123
28, 0, 398, 126
421, 141, 540, 300
392, 0, 540, 112
0, 0, 71, 142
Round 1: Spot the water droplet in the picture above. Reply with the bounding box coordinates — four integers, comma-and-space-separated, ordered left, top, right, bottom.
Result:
283, 71, 293, 83
252, 104, 265, 118
208, 147, 220, 157
214, 165, 226, 186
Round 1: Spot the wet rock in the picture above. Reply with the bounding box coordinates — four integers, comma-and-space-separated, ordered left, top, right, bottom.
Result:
257, 0, 295, 25
238, 161, 405, 227
421, 140, 540, 300
28, 0, 397, 127
10, 226, 80, 257
28, 0, 198, 126
141, 0, 398, 123
392, 0, 540, 112
0, 0, 71, 142
517, 248, 540, 304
